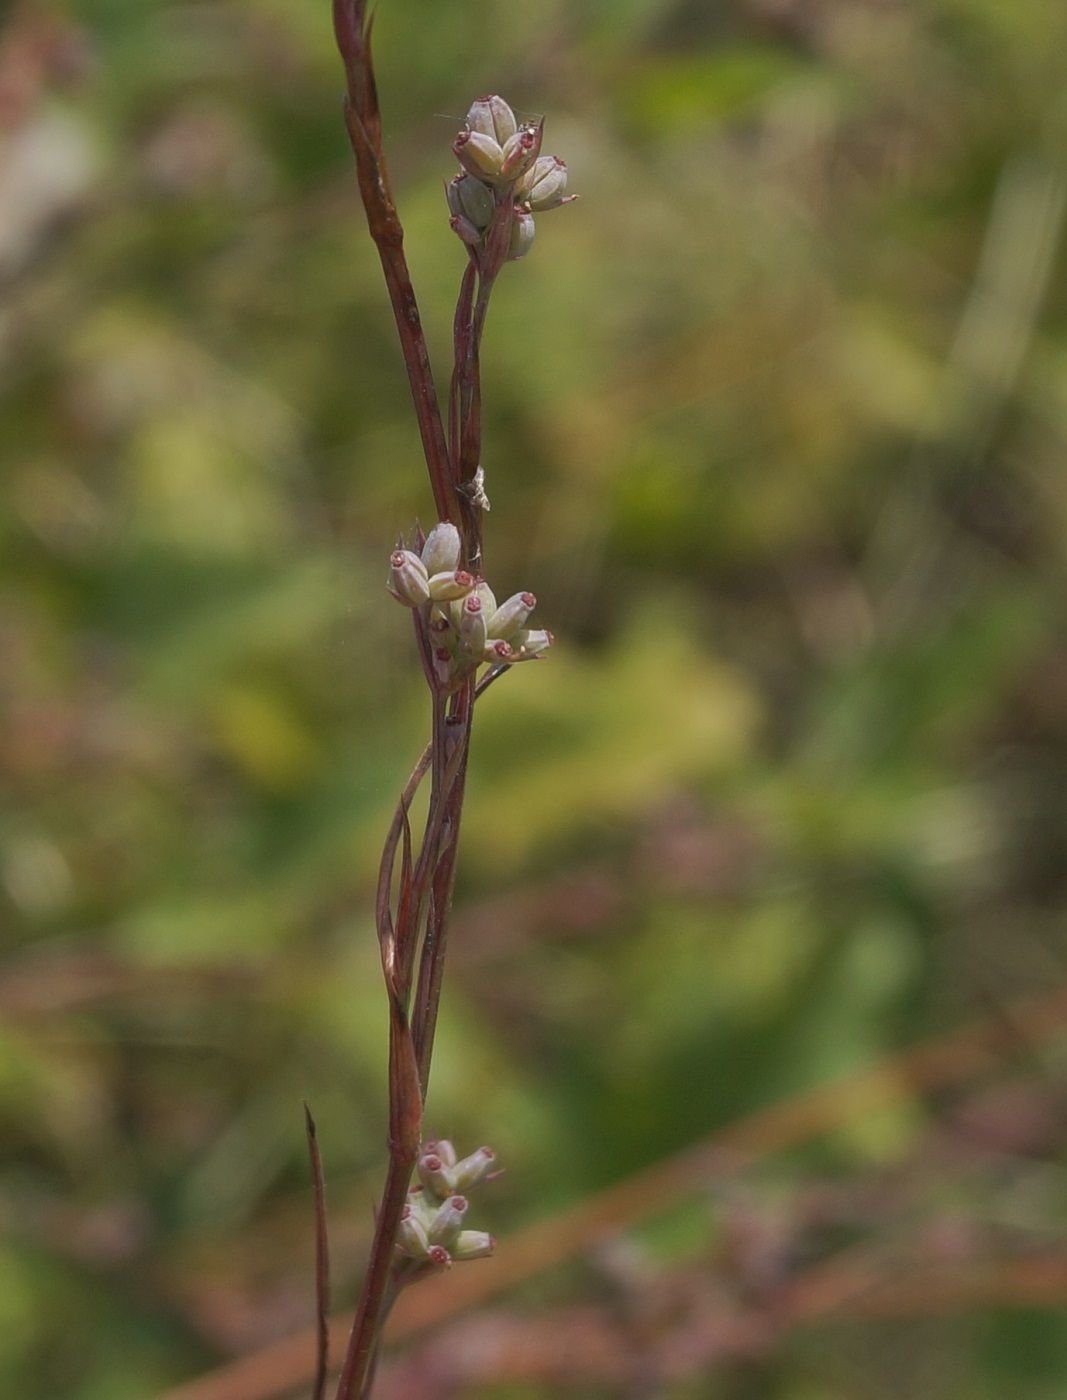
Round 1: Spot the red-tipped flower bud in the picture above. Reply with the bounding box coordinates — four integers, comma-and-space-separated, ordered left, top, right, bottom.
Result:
417, 1151, 456, 1199
427, 1244, 452, 1268
458, 592, 487, 656
388, 548, 430, 606
428, 569, 476, 602
428, 1194, 468, 1247
397, 1204, 430, 1258
452, 1145, 497, 1191
475, 580, 497, 618
488, 591, 536, 640
483, 639, 515, 664
424, 1138, 457, 1168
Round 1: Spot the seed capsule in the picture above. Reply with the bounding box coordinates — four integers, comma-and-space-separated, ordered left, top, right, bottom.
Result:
508, 209, 535, 261
515, 155, 569, 211
499, 122, 542, 181
465, 95, 517, 147
453, 129, 504, 181
446, 174, 496, 232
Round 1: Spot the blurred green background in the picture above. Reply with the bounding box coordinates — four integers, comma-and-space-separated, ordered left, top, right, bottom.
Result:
3, 0, 1067, 1395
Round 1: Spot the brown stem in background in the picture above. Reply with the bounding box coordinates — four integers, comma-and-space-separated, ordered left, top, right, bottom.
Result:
304, 1106, 331, 1400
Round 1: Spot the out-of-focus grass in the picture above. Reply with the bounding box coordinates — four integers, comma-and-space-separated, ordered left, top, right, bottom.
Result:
2, 0, 1067, 1395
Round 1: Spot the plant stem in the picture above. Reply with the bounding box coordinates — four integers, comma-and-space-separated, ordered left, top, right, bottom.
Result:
412, 686, 473, 1092
332, 1097, 418, 1400
332, 0, 456, 526
330, 7, 516, 1392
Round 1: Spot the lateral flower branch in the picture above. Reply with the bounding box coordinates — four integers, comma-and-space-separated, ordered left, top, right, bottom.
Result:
325, 5, 574, 1398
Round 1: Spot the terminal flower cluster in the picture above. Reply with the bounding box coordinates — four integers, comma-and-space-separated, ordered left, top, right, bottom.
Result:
446, 94, 575, 262
389, 521, 553, 688
397, 1140, 498, 1268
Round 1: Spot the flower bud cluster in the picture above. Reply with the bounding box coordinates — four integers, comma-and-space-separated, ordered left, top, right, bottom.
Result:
397, 1140, 498, 1267
388, 522, 553, 686
446, 94, 575, 262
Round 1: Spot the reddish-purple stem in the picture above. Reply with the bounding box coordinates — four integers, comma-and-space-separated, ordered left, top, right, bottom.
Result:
333, 0, 456, 526
330, 6, 518, 1395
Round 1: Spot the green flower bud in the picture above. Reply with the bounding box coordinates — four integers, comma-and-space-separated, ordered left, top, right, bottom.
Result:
428, 1194, 468, 1247
458, 593, 488, 657
428, 569, 476, 602
452, 1230, 495, 1261
488, 591, 536, 640
397, 1204, 430, 1258
421, 522, 461, 575
446, 174, 495, 232
453, 128, 503, 181
466, 95, 517, 147
515, 155, 569, 211
499, 122, 542, 182
452, 1145, 497, 1190
388, 548, 430, 606
508, 209, 535, 262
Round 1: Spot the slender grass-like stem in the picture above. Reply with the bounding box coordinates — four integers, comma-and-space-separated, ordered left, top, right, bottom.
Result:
328, 7, 567, 1393
333, 1111, 419, 1400
332, 0, 456, 526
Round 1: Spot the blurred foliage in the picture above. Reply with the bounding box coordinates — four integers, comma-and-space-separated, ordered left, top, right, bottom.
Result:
2, 0, 1067, 1395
